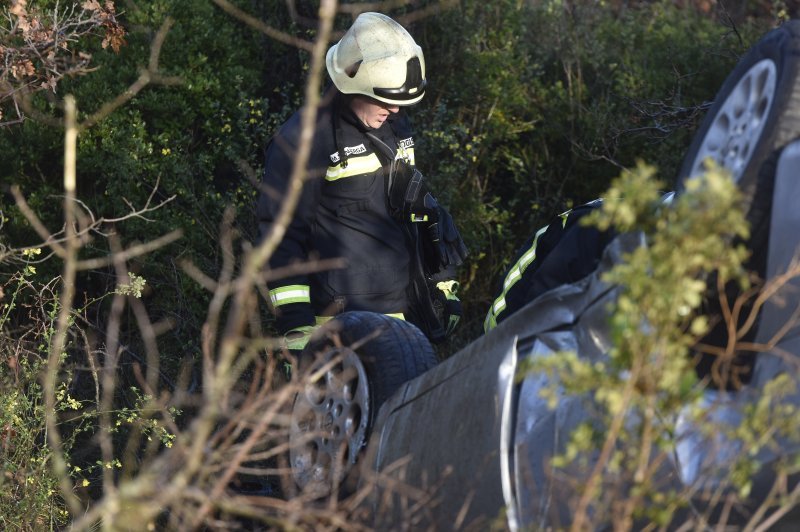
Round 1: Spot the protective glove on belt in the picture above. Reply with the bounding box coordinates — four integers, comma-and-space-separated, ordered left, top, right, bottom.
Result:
433, 280, 462, 336
389, 160, 469, 269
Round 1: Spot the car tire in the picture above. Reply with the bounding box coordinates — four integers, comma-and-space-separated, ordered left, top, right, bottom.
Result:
676, 21, 800, 387
677, 20, 800, 273
289, 311, 438, 497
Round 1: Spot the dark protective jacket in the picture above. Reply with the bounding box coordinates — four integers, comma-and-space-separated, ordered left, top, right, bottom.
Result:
484, 199, 612, 331
257, 89, 456, 338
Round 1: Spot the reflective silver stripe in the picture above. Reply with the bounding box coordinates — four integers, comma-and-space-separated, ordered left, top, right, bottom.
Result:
269, 285, 310, 306
326, 153, 382, 181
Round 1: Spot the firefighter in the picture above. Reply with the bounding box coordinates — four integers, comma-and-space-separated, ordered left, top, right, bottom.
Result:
484, 199, 610, 331
257, 12, 467, 354
485, 191, 675, 331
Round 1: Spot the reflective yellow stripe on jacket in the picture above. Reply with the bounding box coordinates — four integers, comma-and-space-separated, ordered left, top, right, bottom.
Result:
484, 223, 550, 332
326, 153, 382, 181
484, 207, 575, 331
269, 285, 310, 306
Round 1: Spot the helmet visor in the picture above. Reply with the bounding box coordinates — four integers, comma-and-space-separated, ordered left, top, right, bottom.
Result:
373, 57, 426, 103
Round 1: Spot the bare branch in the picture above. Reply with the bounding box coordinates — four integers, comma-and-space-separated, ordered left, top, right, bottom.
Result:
9, 184, 67, 258
1, 1, 127, 125
179, 256, 345, 295
75, 229, 183, 270
212, 0, 314, 51
79, 17, 180, 130
9, 180, 178, 266
43, 94, 81, 516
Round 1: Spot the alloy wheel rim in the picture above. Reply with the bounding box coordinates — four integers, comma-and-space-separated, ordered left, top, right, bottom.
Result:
689, 58, 777, 183
289, 348, 370, 496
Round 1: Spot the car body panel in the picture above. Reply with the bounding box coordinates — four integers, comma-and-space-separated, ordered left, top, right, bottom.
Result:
360, 233, 642, 529
358, 140, 800, 530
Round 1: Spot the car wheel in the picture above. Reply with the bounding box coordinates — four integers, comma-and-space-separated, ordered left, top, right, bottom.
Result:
289, 311, 438, 497
677, 21, 800, 387
677, 20, 800, 271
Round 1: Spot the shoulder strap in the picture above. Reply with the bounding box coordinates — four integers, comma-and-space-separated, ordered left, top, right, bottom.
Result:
364, 131, 397, 162
365, 131, 402, 216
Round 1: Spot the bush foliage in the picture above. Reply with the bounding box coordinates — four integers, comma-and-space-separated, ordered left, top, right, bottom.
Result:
412, 0, 767, 341
0, 0, 787, 528
0, 0, 771, 345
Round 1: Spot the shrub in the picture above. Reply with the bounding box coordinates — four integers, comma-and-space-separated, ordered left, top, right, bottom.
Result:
410, 0, 768, 344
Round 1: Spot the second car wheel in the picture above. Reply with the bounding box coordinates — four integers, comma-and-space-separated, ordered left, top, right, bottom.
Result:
289, 311, 438, 497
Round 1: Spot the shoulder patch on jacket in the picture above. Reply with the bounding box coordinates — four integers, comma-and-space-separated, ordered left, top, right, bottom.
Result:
330, 143, 368, 164
397, 137, 414, 150
344, 143, 367, 156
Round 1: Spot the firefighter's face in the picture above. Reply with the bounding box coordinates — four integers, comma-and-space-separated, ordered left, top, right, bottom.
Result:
349, 95, 400, 129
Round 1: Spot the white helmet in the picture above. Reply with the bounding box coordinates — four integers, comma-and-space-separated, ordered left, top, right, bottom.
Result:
326, 12, 426, 106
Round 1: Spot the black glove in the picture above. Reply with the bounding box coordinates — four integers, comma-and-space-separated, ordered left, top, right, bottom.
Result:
389, 160, 468, 269
428, 206, 469, 268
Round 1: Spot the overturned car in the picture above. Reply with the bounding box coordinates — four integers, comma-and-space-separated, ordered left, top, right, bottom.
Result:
289, 20, 800, 530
